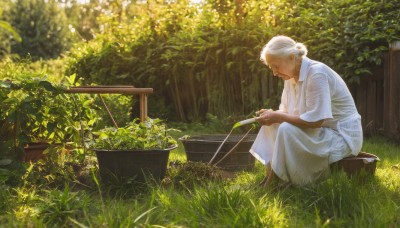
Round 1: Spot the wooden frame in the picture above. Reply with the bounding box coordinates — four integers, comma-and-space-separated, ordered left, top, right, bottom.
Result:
66, 86, 153, 122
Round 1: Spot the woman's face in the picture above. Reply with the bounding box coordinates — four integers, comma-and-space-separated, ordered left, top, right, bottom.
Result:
265, 54, 295, 80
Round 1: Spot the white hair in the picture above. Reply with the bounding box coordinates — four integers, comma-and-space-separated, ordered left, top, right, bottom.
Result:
260, 35, 308, 65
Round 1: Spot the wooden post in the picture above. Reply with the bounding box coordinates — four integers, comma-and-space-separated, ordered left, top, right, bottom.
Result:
384, 42, 400, 137
139, 93, 148, 122
65, 86, 153, 122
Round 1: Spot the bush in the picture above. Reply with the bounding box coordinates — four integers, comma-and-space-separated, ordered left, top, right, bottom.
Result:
66, 0, 400, 121
5, 0, 72, 60
276, 0, 400, 83
66, 1, 279, 121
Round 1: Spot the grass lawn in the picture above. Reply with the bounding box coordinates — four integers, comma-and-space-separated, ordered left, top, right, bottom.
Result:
1, 127, 399, 227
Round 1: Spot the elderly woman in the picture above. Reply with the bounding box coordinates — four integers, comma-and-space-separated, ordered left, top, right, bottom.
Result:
251, 35, 363, 187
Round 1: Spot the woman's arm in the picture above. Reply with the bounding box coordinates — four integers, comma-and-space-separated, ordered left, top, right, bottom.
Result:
256, 110, 324, 128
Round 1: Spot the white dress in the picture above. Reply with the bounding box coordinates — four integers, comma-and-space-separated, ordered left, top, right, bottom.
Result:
250, 57, 363, 185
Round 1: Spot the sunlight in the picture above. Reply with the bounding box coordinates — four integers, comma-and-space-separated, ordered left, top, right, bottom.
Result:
75, 0, 203, 4
76, 0, 90, 3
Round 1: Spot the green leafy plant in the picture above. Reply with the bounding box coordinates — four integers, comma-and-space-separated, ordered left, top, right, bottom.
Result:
91, 118, 178, 150
38, 185, 89, 226
2, 78, 69, 144
1, 74, 98, 162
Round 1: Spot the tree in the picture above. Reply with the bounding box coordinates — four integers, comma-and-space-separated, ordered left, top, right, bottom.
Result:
61, 0, 102, 41
6, 0, 72, 60
0, 3, 21, 58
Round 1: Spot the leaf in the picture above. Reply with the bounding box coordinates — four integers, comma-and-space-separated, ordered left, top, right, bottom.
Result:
0, 159, 12, 166
39, 81, 57, 92
66, 74, 76, 85
0, 20, 22, 42
1, 80, 12, 88
134, 207, 157, 223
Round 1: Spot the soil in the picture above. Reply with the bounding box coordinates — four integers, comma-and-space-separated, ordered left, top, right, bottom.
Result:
163, 161, 236, 189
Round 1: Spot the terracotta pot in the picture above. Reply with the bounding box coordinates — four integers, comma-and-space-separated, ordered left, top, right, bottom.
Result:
23, 142, 50, 162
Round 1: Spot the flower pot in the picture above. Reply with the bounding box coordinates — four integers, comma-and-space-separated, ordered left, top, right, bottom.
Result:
93, 147, 176, 184
179, 134, 256, 171
23, 142, 50, 162
23, 142, 69, 162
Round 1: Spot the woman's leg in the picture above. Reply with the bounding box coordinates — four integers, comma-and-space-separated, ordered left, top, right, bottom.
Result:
259, 164, 272, 186
262, 168, 279, 188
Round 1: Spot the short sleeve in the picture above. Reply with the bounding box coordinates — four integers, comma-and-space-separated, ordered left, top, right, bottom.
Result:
300, 73, 333, 122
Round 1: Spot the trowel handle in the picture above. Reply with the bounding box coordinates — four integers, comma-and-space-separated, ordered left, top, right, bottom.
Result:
239, 117, 256, 125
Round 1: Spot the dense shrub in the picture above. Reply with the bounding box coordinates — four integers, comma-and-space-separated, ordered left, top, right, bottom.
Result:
66, 0, 400, 121
275, 0, 400, 83
0, 6, 21, 58
5, 0, 72, 60
66, 1, 280, 121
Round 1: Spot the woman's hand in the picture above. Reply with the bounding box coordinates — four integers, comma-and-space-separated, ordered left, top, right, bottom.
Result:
255, 109, 267, 116
255, 108, 324, 128
256, 109, 281, 126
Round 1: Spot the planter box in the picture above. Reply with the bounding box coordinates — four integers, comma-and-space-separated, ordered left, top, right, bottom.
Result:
180, 134, 256, 171
93, 147, 175, 184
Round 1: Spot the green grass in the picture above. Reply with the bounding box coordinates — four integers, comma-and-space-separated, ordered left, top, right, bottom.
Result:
1, 132, 399, 227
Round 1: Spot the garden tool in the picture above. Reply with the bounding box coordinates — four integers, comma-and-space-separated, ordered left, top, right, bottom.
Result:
208, 117, 257, 165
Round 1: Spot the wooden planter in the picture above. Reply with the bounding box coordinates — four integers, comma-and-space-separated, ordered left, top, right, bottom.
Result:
179, 134, 256, 171
93, 147, 175, 184
330, 152, 380, 176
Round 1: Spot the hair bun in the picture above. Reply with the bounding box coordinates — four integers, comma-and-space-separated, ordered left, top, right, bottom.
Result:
295, 43, 308, 56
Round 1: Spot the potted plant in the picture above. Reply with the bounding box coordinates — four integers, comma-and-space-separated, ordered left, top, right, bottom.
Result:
7, 78, 70, 161
1, 77, 96, 162
90, 118, 178, 184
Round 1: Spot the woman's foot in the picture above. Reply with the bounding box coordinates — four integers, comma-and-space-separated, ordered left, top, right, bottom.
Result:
258, 175, 268, 186
258, 165, 272, 186
262, 170, 278, 188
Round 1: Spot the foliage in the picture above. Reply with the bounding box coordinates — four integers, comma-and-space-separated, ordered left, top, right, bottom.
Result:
66, 0, 281, 121
61, 0, 102, 41
37, 186, 90, 225
0, 135, 398, 226
20, 149, 74, 187
91, 118, 178, 150
0, 4, 21, 59
91, 94, 133, 130
0, 72, 98, 161
0, 1, 398, 226
275, 0, 400, 83
3, 79, 65, 144
4, 0, 72, 60
2, 78, 67, 143
0, 9, 21, 41
66, 0, 400, 121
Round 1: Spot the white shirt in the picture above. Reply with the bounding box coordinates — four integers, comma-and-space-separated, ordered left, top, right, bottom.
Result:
279, 57, 363, 155
250, 57, 363, 185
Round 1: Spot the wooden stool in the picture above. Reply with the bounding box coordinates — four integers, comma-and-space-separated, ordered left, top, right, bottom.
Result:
330, 152, 380, 176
